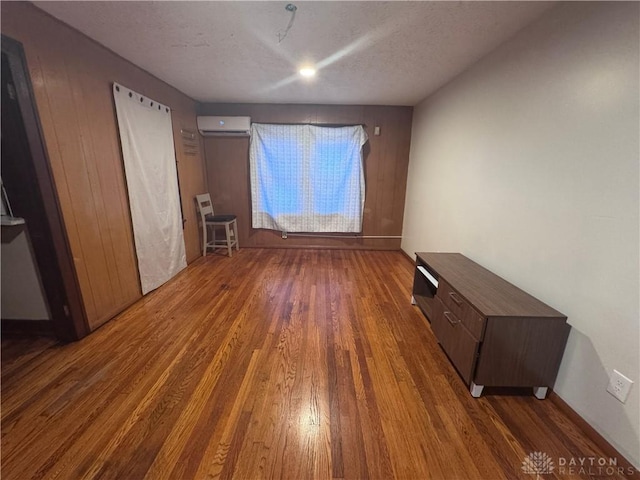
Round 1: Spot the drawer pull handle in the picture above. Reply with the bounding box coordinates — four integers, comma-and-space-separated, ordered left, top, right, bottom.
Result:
449, 292, 463, 306
444, 311, 460, 325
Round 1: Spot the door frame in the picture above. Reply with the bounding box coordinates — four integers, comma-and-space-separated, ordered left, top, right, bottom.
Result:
1, 34, 88, 341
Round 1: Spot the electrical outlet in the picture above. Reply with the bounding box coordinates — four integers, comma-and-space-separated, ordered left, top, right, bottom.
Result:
606, 370, 634, 403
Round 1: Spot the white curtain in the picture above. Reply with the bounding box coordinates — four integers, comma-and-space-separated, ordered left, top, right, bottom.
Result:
250, 123, 367, 233
113, 83, 186, 295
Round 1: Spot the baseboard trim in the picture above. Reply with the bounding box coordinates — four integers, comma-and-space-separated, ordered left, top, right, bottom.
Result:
233, 245, 403, 251
1, 319, 54, 337
400, 248, 415, 266
549, 391, 638, 474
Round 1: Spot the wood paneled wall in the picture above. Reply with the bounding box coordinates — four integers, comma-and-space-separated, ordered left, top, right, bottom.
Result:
198, 103, 413, 250
1, 3, 207, 330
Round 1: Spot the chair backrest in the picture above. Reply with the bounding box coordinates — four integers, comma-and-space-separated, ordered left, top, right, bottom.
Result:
195, 193, 214, 221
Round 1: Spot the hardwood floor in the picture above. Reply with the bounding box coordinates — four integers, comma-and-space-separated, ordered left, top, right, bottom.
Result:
1, 249, 633, 479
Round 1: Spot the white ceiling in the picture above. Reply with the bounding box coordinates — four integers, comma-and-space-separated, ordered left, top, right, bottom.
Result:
33, 1, 555, 106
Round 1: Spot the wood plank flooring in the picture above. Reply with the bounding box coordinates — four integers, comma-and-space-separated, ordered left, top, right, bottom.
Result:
1, 249, 633, 479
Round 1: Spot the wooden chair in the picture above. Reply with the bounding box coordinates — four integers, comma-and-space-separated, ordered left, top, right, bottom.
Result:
195, 193, 239, 257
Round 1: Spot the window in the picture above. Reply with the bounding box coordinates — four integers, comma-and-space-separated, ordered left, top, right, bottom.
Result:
249, 123, 367, 233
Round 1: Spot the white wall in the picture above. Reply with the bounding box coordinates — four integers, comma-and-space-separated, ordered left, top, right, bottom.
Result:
1, 229, 51, 321
402, 2, 639, 467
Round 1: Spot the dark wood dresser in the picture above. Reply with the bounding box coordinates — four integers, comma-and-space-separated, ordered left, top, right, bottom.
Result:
412, 252, 570, 398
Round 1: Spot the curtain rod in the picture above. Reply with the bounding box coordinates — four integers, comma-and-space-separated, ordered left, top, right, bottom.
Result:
285, 233, 401, 239
251, 122, 366, 127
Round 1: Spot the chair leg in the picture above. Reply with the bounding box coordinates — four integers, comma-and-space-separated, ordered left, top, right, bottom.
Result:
225, 223, 232, 257
233, 219, 239, 251
202, 224, 207, 257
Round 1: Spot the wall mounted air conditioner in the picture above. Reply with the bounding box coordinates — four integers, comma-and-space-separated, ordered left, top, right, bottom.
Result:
197, 116, 251, 137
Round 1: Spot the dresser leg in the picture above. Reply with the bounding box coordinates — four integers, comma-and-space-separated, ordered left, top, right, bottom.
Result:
533, 387, 548, 399
411, 295, 416, 305
470, 382, 484, 398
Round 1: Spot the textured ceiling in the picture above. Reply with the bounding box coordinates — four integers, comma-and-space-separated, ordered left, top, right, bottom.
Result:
33, 1, 555, 106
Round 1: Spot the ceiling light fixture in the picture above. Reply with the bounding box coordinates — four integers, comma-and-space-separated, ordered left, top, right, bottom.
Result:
299, 67, 316, 78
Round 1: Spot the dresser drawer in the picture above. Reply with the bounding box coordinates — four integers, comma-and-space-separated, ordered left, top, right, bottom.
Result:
437, 279, 485, 340
431, 297, 480, 385
462, 307, 485, 341
437, 278, 466, 317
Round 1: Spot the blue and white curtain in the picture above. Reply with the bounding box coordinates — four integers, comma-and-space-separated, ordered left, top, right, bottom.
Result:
250, 123, 367, 233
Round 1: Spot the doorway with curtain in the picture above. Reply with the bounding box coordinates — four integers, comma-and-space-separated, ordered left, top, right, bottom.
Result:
112, 83, 187, 295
